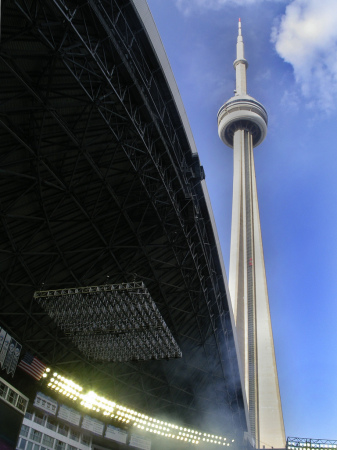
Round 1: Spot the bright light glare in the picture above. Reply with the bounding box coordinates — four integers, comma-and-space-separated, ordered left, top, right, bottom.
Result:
43, 368, 233, 447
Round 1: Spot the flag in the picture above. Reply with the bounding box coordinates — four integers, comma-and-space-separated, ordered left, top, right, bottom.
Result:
0, 328, 6, 352
0, 332, 11, 368
3, 337, 17, 373
17, 352, 46, 380
8, 342, 22, 377
0, 327, 22, 377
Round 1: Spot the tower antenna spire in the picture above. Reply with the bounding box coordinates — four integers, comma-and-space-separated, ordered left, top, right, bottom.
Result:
234, 18, 248, 95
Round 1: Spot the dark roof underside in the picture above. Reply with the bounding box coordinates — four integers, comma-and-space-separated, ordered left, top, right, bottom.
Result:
0, 0, 246, 440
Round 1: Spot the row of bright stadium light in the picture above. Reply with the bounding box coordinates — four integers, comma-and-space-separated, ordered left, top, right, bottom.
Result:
288, 444, 337, 449
42, 368, 235, 446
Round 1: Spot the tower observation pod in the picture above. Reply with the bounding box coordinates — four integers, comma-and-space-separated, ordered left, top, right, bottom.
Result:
217, 20, 286, 449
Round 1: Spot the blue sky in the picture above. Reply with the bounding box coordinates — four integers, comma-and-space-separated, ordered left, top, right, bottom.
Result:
146, 0, 337, 441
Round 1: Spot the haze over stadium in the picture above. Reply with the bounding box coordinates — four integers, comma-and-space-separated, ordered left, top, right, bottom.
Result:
146, 0, 337, 441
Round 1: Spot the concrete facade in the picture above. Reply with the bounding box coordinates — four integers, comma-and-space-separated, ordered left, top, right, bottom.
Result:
217, 20, 286, 449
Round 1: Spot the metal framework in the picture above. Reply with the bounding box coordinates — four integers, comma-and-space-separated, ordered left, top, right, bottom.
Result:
35, 282, 182, 362
0, 0, 246, 441
287, 438, 337, 449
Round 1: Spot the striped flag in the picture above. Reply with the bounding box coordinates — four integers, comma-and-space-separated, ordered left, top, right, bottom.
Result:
17, 352, 46, 380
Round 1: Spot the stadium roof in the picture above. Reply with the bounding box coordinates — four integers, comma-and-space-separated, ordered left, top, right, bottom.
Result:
0, 0, 247, 443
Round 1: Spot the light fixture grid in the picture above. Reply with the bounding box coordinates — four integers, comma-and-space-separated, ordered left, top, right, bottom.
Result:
35, 282, 181, 362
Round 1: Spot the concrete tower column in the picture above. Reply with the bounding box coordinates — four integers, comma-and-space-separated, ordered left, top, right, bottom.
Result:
217, 20, 286, 449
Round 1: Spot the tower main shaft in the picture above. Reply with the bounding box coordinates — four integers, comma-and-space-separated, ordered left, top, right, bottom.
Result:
217, 20, 285, 449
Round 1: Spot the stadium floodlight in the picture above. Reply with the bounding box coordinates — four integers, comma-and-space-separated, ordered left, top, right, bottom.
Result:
34, 281, 181, 362
41, 368, 236, 447
287, 439, 337, 450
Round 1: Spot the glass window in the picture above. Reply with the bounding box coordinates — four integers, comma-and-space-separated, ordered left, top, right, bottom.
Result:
0, 380, 8, 399
81, 435, 90, 447
69, 430, 79, 442
26, 443, 39, 450
46, 418, 57, 432
34, 411, 45, 426
57, 424, 69, 437
7, 388, 18, 405
20, 424, 30, 437
17, 396, 28, 412
25, 407, 33, 420
54, 441, 66, 450
18, 438, 27, 449
30, 429, 42, 443
42, 434, 54, 448
67, 446, 77, 450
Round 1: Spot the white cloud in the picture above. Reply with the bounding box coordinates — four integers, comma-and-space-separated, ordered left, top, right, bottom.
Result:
272, 0, 337, 112
280, 89, 300, 112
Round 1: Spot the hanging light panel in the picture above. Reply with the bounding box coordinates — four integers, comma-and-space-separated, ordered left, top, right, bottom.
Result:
35, 282, 181, 362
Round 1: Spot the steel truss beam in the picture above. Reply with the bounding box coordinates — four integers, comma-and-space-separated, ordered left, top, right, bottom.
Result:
0, 0, 246, 437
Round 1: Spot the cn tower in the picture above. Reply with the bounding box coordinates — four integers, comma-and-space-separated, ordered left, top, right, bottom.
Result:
217, 20, 286, 448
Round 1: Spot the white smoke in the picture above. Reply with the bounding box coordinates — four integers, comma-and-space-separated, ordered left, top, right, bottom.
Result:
272, 0, 337, 111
